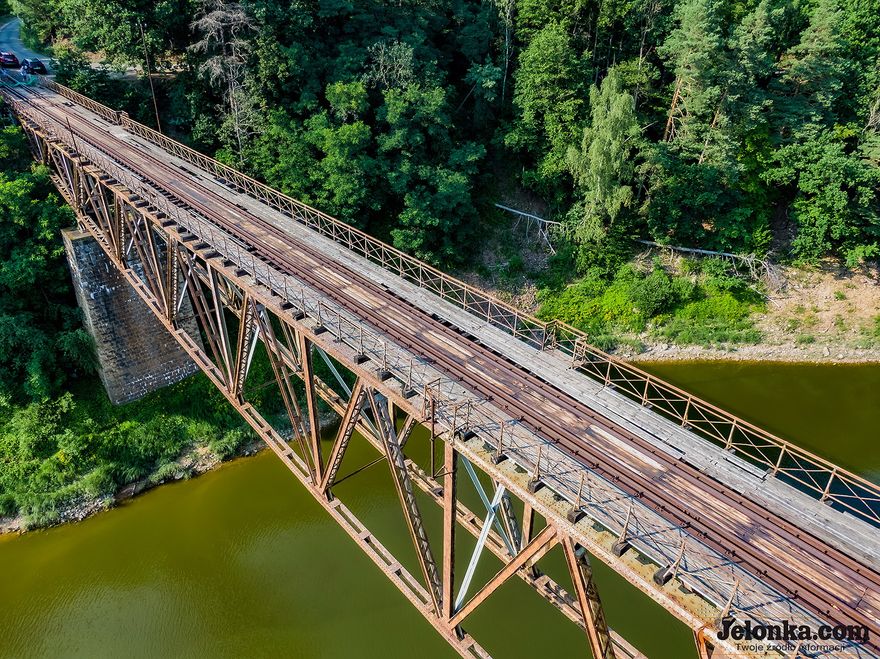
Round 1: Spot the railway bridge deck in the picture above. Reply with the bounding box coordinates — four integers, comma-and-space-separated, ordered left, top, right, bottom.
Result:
2, 77, 879, 659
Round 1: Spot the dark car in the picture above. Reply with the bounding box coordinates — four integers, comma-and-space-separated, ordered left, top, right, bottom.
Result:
21, 58, 47, 74
0, 52, 20, 68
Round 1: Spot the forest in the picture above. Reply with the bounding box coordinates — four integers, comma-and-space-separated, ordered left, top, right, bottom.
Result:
1, 0, 878, 525
9, 0, 879, 267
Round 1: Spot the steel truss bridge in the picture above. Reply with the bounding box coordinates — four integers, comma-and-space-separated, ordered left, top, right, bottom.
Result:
2, 77, 879, 659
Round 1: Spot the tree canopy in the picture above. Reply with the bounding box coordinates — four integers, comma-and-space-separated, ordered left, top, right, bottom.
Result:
10, 0, 880, 268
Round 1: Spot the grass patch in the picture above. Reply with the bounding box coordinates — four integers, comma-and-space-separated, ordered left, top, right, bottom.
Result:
855, 315, 880, 348
537, 257, 763, 349
656, 294, 761, 346
0, 374, 254, 528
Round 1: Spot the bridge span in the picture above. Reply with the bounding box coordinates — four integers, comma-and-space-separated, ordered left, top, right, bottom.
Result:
2, 78, 879, 659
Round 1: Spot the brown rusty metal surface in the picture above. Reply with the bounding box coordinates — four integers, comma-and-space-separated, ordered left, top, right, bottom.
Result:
44, 74, 879, 529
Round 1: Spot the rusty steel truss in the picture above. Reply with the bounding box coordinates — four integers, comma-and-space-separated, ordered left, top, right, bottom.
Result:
1, 87, 647, 659
33, 78, 880, 530
4, 78, 880, 659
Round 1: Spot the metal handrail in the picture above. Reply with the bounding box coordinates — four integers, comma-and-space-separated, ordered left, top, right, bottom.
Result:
32, 79, 880, 527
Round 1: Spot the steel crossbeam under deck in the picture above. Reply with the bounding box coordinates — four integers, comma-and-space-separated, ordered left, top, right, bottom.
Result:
3, 80, 879, 659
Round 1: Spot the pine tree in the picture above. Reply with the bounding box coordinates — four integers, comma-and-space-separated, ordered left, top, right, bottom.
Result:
659, 0, 729, 149
772, 0, 847, 130
766, 0, 880, 262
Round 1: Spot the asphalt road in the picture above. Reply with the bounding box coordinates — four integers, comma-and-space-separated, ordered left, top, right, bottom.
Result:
0, 17, 49, 68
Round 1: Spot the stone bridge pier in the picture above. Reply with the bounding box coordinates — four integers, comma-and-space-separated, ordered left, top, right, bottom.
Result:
62, 228, 199, 404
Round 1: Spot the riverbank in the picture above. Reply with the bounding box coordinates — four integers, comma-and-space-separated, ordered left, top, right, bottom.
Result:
0, 384, 344, 537
3, 360, 878, 659
629, 262, 880, 363
628, 342, 880, 363
0, 437, 268, 536
465, 229, 880, 364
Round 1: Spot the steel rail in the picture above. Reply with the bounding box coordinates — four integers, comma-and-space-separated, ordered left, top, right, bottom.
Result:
8, 85, 880, 657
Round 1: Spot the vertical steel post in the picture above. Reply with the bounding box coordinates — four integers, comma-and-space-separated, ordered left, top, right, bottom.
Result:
442, 438, 458, 623
298, 332, 323, 481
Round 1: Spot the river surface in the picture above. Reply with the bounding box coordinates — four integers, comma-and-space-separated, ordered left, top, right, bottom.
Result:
2, 361, 878, 658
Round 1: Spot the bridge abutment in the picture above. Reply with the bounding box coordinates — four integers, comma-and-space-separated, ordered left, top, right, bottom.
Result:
62, 228, 199, 404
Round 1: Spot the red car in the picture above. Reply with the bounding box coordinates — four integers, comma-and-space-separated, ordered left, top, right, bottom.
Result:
0, 52, 20, 68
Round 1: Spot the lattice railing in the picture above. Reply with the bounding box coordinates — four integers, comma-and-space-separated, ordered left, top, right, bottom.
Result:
33, 79, 880, 528
40, 79, 119, 123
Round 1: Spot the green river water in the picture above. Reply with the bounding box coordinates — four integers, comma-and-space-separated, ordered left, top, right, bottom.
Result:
1, 361, 878, 658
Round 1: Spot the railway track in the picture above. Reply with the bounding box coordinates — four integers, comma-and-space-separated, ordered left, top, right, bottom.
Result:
11, 84, 880, 652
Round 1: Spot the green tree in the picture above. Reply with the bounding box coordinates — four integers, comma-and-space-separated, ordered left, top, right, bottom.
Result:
189, 0, 261, 163
10, 0, 62, 48
300, 82, 379, 226
645, 0, 783, 252
377, 84, 485, 262
767, 129, 880, 263
565, 69, 641, 271
765, 0, 880, 262
0, 125, 95, 402
659, 0, 729, 150
505, 22, 589, 192
771, 0, 848, 129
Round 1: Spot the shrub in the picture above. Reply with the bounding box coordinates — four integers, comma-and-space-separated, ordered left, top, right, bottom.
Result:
210, 428, 252, 460
538, 255, 763, 348
148, 460, 189, 485
679, 257, 701, 275
0, 492, 16, 517
626, 267, 677, 317
77, 465, 115, 498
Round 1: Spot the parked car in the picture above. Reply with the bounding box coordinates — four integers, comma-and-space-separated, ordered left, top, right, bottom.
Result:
21, 58, 47, 74
0, 52, 20, 68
